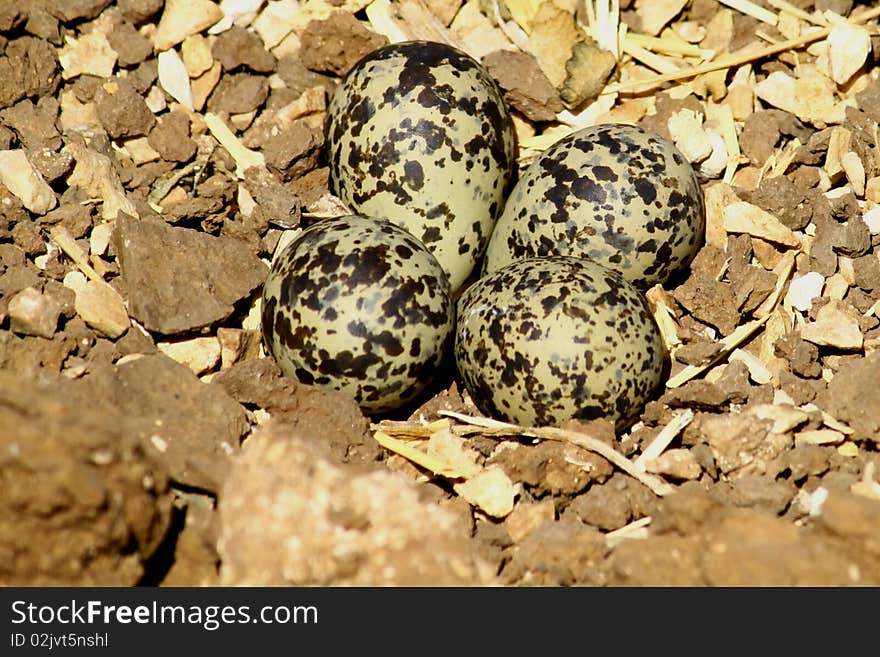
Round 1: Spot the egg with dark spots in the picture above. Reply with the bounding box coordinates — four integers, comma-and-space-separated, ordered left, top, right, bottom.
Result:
484, 123, 704, 290
261, 215, 453, 414
455, 256, 665, 430
326, 40, 517, 292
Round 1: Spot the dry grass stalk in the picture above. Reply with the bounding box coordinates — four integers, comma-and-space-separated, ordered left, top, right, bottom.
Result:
436, 410, 677, 496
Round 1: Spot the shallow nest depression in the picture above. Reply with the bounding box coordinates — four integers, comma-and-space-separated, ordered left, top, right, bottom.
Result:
2, 0, 880, 586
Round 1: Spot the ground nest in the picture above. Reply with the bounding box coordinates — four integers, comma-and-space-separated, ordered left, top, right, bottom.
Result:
2, 0, 880, 586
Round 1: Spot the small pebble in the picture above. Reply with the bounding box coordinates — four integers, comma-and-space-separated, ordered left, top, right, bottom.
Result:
786, 271, 825, 312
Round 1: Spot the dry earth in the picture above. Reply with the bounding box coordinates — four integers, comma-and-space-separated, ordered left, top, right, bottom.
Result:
2, 0, 880, 586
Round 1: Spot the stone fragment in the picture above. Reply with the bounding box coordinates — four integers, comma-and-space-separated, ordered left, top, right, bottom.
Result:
748, 403, 809, 435
501, 517, 606, 586
58, 31, 118, 80
153, 0, 224, 51
786, 271, 825, 312
454, 465, 518, 518
65, 142, 138, 220
796, 429, 844, 446
668, 108, 712, 163
104, 353, 248, 491
113, 214, 267, 334
816, 352, 880, 443
211, 25, 275, 73
157, 337, 221, 375
218, 423, 493, 585
181, 34, 214, 77
0, 372, 173, 585
95, 78, 156, 139
801, 299, 863, 350
7, 286, 61, 338
63, 271, 130, 339
645, 448, 702, 480
0, 149, 56, 214
505, 499, 556, 543
754, 67, 846, 126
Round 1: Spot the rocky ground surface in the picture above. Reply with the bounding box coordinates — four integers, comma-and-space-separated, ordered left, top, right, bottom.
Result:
2, 0, 880, 586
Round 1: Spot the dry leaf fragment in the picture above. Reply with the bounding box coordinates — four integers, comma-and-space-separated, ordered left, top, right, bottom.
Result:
0, 150, 57, 215
560, 38, 616, 108
723, 201, 801, 247
153, 0, 224, 51
525, 1, 582, 88
453, 465, 518, 518
636, 0, 688, 36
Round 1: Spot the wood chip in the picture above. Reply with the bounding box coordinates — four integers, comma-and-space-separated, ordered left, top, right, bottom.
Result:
841, 151, 866, 197
58, 32, 118, 80
635, 409, 693, 469
827, 22, 871, 85
158, 49, 194, 111
753, 67, 847, 126
796, 428, 844, 446
157, 337, 222, 375
453, 465, 518, 518
153, 0, 224, 51
204, 112, 265, 178
0, 150, 57, 215
723, 200, 801, 247
667, 108, 712, 163
426, 429, 483, 478
801, 299, 864, 350
703, 182, 740, 249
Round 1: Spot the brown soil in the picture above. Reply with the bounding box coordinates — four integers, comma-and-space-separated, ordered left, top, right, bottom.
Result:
2, 0, 880, 586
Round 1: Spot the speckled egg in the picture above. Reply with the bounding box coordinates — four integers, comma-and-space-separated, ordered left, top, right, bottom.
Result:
261, 215, 453, 414
484, 123, 704, 290
326, 40, 517, 292
455, 256, 665, 430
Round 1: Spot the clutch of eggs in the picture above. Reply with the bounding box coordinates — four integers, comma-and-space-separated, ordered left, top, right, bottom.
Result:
325, 40, 517, 292
484, 123, 705, 290
261, 215, 453, 414
455, 256, 666, 431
